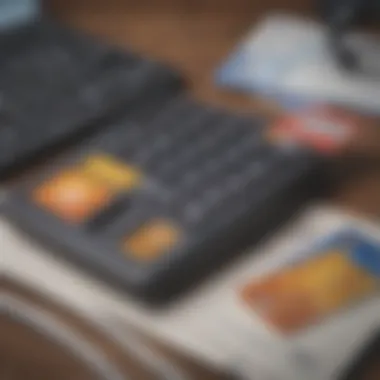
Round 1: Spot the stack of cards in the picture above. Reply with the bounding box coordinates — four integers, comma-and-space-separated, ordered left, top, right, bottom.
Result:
2, 206, 379, 380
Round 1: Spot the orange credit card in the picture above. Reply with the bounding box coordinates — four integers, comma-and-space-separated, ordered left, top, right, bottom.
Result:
241, 233, 380, 335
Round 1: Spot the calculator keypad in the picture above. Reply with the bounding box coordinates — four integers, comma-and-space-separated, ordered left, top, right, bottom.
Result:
33, 100, 297, 233
79, 99, 293, 231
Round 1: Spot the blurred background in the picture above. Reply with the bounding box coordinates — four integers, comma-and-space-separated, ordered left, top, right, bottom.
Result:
1, 1, 379, 379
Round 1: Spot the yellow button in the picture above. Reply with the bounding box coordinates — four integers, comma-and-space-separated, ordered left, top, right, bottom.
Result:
82, 154, 141, 191
124, 220, 181, 261
33, 170, 112, 223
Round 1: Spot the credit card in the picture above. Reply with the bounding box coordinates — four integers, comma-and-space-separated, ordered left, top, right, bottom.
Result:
241, 229, 380, 335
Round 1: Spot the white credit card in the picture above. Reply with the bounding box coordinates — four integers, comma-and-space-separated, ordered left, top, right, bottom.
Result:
216, 13, 380, 115
1, 204, 379, 380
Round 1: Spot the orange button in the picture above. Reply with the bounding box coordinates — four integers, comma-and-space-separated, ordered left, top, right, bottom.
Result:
123, 220, 181, 261
269, 106, 358, 155
33, 170, 112, 223
82, 154, 141, 191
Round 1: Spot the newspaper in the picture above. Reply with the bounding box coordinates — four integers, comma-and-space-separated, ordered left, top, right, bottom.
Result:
1, 204, 379, 379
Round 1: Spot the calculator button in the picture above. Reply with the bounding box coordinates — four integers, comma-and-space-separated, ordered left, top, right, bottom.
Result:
85, 194, 131, 230
82, 154, 142, 191
123, 220, 181, 261
268, 107, 358, 155
33, 170, 112, 223
184, 202, 205, 223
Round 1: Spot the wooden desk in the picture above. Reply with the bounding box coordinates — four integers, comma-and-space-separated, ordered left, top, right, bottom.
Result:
2, 1, 379, 378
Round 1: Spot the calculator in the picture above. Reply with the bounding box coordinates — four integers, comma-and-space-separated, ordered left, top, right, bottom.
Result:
0, 19, 182, 176
3, 98, 325, 304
